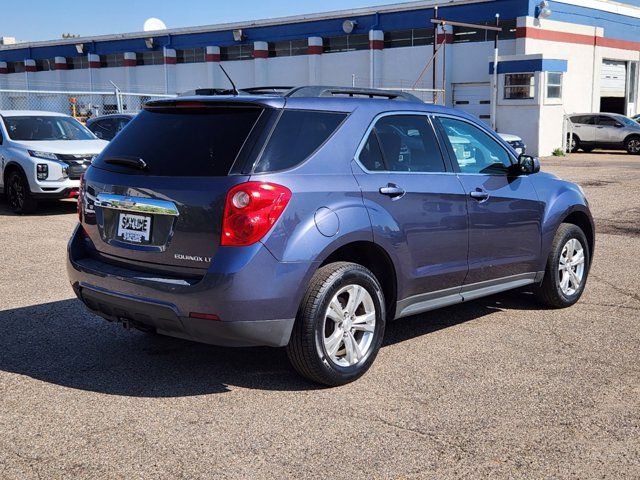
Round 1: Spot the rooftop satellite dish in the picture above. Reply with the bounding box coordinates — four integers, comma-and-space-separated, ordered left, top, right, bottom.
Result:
143, 17, 167, 32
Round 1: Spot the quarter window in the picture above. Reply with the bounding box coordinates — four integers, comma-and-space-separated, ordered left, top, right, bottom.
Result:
546, 72, 563, 99
253, 110, 346, 173
597, 115, 621, 127
504, 73, 535, 99
438, 117, 512, 174
359, 115, 446, 173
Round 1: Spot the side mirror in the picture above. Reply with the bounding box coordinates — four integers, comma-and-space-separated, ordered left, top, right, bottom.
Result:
615, 123, 624, 128
517, 154, 540, 175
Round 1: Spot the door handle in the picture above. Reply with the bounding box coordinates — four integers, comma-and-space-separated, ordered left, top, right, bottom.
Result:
379, 183, 405, 199
469, 188, 489, 201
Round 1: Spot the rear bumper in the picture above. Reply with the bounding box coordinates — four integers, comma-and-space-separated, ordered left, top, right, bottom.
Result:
76, 286, 294, 347
32, 187, 79, 200
67, 224, 315, 347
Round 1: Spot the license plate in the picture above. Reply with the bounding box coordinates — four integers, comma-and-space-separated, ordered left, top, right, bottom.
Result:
117, 213, 152, 243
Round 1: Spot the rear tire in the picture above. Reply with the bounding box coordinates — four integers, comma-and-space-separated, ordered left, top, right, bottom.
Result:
6, 170, 38, 214
625, 136, 640, 155
286, 262, 386, 386
534, 223, 590, 308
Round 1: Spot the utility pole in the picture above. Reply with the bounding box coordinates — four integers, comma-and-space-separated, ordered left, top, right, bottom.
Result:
432, 6, 438, 104
491, 13, 500, 131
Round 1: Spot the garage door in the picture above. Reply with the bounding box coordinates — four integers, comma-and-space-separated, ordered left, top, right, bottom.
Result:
453, 83, 491, 124
601, 60, 626, 97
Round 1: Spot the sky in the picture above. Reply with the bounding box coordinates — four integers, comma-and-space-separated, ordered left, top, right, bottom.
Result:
0, 0, 390, 43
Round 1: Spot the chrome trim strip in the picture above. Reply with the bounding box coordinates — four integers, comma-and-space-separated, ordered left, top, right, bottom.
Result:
95, 193, 179, 216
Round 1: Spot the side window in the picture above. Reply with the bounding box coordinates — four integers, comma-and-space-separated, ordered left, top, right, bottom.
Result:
359, 115, 446, 172
116, 118, 131, 133
358, 131, 385, 171
598, 115, 620, 127
253, 110, 346, 173
438, 117, 512, 174
92, 119, 117, 140
571, 115, 590, 125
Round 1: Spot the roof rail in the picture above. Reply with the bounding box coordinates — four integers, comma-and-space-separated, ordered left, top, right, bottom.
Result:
285, 86, 422, 102
241, 86, 294, 95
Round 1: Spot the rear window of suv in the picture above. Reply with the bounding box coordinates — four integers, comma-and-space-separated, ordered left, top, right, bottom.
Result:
94, 107, 263, 176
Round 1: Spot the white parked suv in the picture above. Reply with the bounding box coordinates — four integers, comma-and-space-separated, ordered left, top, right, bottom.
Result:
0, 111, 108, 213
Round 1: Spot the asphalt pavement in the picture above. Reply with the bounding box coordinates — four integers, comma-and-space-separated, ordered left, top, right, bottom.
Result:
0, 152, 638, 479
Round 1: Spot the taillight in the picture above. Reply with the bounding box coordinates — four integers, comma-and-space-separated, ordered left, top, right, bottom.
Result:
221, 182, 292, 246
77, 173, 85, 222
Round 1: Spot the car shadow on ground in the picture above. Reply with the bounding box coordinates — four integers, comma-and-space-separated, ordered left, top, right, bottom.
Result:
0, 198, 77, 216
0, 291, 542, 397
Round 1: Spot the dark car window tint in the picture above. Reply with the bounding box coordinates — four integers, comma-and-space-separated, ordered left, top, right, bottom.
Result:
94, 108, 262, 176
358, 131, 385, 171
439, 117, 512, 174
253, 110, 346, 173
4, 116, 94, 141
571, 115, 596, 125
91, 119, 118, 140
117, 117, 131, 133
598, 115, 620, 127
373, 115, 446, 172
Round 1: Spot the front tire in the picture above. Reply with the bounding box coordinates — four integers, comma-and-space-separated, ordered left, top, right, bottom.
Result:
569, 134, 580, 153
534, 223, 590, 308
625, 136, 640, 155
6, 170, 38, 214
286, 262, 386, 386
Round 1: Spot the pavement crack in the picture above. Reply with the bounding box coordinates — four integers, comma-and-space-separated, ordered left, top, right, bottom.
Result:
591, 274, 640, 305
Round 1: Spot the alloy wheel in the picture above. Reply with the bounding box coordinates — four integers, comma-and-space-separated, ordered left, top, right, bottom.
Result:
558, 238, 585, 296
628, 138, 640, 154
8, 175, 25, 210
322, 284, 376, 367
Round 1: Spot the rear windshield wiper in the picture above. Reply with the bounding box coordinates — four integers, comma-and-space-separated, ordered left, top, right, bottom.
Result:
103, 156, 148, 170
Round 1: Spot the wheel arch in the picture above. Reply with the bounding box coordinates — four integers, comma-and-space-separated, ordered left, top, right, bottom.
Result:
3, 161, 27, 183
319, 240, 397, 321
561, 209, 595, 258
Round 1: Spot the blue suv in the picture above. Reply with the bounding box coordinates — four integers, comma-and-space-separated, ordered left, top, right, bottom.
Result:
67, 87, 594, 386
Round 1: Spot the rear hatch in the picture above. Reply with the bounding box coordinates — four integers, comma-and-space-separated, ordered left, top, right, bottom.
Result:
81, 99, 279, 275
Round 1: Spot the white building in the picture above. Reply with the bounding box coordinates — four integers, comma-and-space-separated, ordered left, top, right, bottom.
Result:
0, 0, 639, 156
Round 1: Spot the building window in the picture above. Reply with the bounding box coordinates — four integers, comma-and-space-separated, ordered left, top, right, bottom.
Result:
220, 45, 253, 61
268, 39, 308, 57
504, 73, 535, 99
101, 53, 124, 68
323, 34, 369, 53
546, 72, 563, 99
384, 28, 434, 48
6, 61, 25, 73
452, 19, 516, 43
176, 48, 205, 63
137, 51, 164, 66
67, 56, 88, 69
36, 59, 54, 71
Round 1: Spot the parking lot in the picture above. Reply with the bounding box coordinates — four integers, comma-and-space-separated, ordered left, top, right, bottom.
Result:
0, 152, 638, 479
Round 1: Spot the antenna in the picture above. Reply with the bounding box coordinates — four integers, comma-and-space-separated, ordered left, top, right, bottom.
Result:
218, 64, 239, 96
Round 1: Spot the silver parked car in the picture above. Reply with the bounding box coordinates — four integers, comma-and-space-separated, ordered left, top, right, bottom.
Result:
569, 113, 640, 154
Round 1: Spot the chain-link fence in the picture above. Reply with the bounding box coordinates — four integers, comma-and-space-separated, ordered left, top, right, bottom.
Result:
0, 88, 176, 122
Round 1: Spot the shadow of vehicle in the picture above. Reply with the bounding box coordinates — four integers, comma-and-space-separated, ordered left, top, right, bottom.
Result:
0, 290, 543, 397
0, 197, 77, 216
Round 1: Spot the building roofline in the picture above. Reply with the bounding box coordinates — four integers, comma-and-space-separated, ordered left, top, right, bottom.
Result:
0, 0, 489, 52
